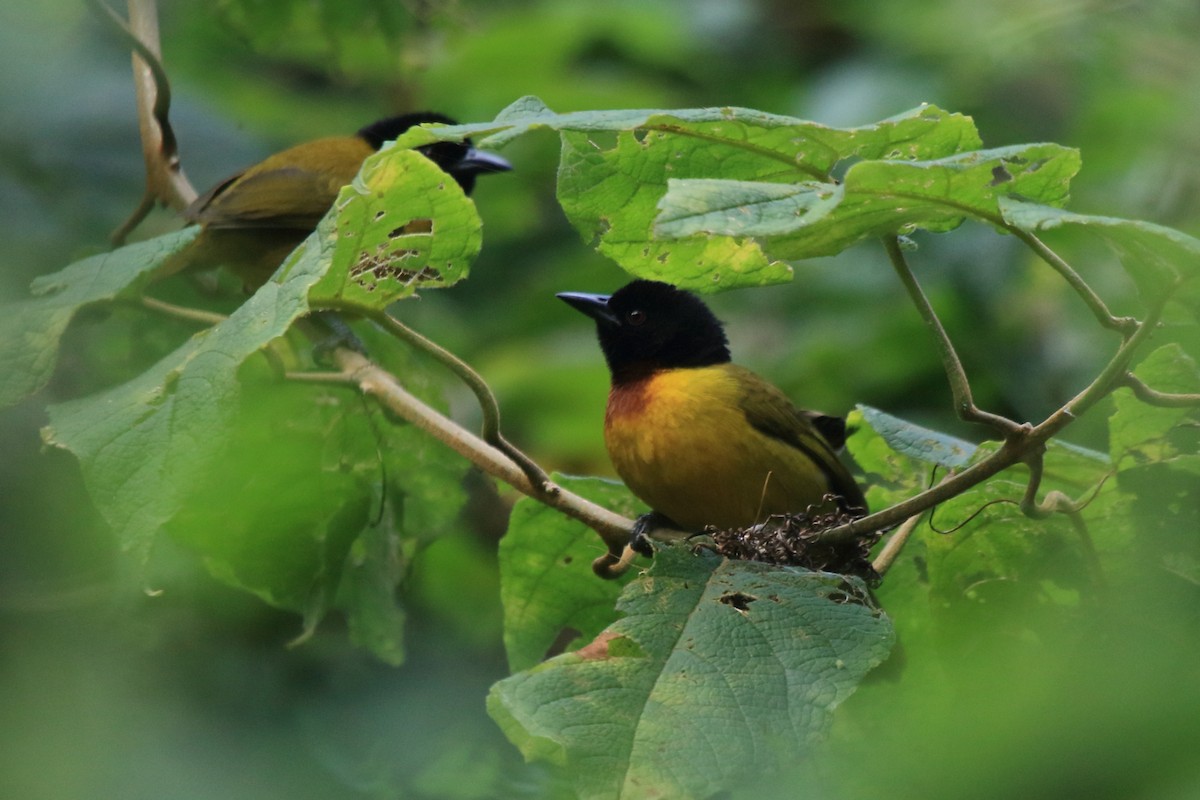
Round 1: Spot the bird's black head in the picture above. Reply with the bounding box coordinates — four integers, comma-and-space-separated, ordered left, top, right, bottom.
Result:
356, 112, 511, 195
558, 280, 731, 383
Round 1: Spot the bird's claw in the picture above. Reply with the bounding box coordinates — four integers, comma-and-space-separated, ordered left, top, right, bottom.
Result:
629, 512, 681, 557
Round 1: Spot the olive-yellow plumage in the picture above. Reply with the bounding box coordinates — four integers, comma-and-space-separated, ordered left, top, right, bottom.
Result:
559, 280, 865, 534
168, 112, 511, 290
605, 363, 856, 530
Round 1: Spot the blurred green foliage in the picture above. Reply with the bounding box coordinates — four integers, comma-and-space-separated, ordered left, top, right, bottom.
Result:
2, 0, 1198, 798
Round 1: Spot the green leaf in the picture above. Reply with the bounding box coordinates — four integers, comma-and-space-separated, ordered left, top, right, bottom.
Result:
657, 143, 1081, 260
843, 408, 930, 514
159, 342, 466, 665
0, 229, 197, 409
499, 474, 643, 673
411, 98, 979, 290
557, 129, 793, 291
164, 375, 376, 625
306, 146, 482, 310
1110, 343, 1200, 464
999, 197, 1200, 303
454, 96, 981, 169
329, 506, 410, 664
489, 547, 894, 800
857, 404, 977, 469
41, 230, 327, 563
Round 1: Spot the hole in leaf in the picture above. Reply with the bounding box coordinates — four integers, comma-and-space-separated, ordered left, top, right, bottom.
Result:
389, 219, 433, 237
990, 165, 1012, 186
718, 591, 757, 613
543, 626, 581, 661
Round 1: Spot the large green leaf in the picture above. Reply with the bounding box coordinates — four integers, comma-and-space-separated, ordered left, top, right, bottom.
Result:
41, 235, 326, 562
489, 547, 894, 800
656, 143, 1081, 259
0, 228, 197, 409
417, 96, 980, 168
499, 474, 643, 673
402, 97, 980, 291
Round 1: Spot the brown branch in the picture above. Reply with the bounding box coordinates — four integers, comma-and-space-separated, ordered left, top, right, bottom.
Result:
1018, 460, 1108, 591
818, 276, 1175, 546
139, 296, 228, 326
1120, 373, 1200, 407
364, 310, 556, 494
883, 236, 1023, 437
90, 0, 197, 244
870, 513, 923, 577
1008, 228, 1138, 336
326, 347, 639, 577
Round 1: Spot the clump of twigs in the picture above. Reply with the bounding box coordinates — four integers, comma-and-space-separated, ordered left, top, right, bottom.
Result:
708, 500, 883, 586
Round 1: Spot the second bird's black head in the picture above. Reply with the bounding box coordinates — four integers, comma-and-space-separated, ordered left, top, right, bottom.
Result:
357, 112, 511, 194
558, 280, 732, 383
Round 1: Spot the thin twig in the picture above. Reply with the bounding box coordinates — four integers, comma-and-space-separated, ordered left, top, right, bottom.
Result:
817, 278, 1175, 546
1022, 484, 1108, 591
1120, 373, 1200, 407
139, 295, 228, 326
883, 236, 1024, 437
1008, 228, 1138, 336
110, 191, 157, 249
330, 347, 636, 576
283, 370, 357, 385
366, 309, 556, 494
870, 513, 923, 577
90, 0, 196, 244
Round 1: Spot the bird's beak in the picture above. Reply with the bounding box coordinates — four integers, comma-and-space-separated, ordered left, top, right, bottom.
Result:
457, 147, 512, 175
557, 291, 618, 326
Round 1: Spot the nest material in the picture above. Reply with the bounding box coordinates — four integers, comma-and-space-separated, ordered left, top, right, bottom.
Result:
706, 502, 881, 586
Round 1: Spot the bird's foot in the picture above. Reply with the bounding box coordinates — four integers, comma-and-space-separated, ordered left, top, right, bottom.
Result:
629, 512, 689, 556
309, 311, 367, 364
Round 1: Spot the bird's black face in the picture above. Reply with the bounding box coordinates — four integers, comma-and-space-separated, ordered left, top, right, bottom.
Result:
558, 280, 731, 382
356, 112, 512, 195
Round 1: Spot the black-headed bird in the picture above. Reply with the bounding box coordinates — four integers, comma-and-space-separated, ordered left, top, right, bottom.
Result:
559, 280, 866, 547
170, 112, 510, 290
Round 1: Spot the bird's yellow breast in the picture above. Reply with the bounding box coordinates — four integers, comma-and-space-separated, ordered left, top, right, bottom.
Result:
604, 365, 836, 530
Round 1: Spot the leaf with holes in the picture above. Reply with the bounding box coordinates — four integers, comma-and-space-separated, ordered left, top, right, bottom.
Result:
306, 146, 482, 310
401, 97, 979, 291
488, 547, 894, 800
404, 97, 981, 171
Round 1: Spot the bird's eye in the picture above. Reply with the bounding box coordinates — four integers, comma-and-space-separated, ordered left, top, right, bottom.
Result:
626, 309, 646, 326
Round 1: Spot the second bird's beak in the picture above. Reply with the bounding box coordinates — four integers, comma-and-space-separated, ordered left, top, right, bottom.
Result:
458, 147, 512, 175
557, 291, 618, 326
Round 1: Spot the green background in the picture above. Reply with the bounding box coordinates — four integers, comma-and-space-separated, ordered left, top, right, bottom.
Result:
2, 1, 1198, 798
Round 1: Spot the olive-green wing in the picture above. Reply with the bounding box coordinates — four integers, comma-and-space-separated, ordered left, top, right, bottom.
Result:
184, 165, 345, 230
733, 365, 868, 513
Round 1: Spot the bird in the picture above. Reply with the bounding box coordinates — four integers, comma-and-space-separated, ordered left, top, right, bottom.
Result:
558, 279, 866, 548
167, 111, 511, 290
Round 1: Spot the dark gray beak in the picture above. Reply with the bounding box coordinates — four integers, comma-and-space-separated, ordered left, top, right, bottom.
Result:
458, 148, 512, 175
557, 291, 618, 326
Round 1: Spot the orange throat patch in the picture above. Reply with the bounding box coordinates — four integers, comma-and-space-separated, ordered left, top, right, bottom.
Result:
605, 374, 654, 428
